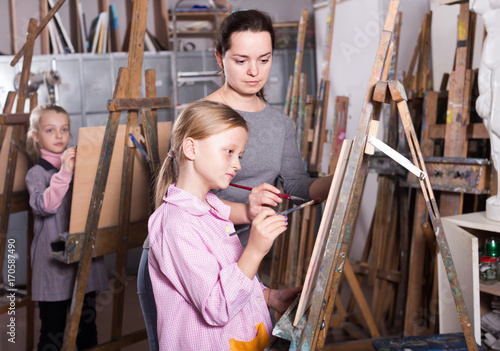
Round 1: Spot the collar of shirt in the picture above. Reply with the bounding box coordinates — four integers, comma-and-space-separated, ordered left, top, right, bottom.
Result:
163, 184, 231, 221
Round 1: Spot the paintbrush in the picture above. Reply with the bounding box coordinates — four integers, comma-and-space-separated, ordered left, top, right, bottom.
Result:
229, 199, 316, 236
229, 183, 309, 202
129, 132, 151, 163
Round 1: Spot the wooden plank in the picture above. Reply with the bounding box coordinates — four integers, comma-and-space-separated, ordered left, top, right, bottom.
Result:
350, 262, 400, 283
441, 4, 473, 217
323, 339, 375, 351
317, 81, 331, 171
428, 122, 489, 140
301, 96, 315, 161
393, 187, 409, 330
152, 0, 170, 50
405, 162, 490, 193
284, 75, 293, 116
55, 221, 148, 263
0, 113, 31, 124
344, 260, 380, 338
9, 0, 17, 54
318, 0, 337, 81
107, 97, 171, 111
416, 12, 432, 94
294, 139, 352, 326
289, 9, 308, 121
310, 80, 330, 171
373, 181, 398, 326
68, 0, 79, 53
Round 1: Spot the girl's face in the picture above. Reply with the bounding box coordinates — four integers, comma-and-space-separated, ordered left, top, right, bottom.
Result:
217, 31, 273, 96
34, 111, 70, 154
192, 126, 248, 191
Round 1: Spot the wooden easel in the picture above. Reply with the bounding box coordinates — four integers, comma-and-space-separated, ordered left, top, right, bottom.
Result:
1, 2, 69, 347
60, 0, 170, 349
404, 2, 481, 336
284, 9, 308, 122
344, 11, 403, 336
267, 1, 477, 350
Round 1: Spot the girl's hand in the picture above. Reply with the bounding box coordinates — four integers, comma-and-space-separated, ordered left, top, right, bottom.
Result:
246, 207, 287, 259
237, 207, 287, 280
267, 286, 302, 315
247, 183, 283, 221
61, 147, 76, 173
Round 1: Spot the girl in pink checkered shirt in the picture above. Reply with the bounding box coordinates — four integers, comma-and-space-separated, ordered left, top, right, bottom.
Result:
148, 100, 301, 350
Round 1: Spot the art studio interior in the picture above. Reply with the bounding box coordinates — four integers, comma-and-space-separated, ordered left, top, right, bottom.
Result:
0, 0, 499, 350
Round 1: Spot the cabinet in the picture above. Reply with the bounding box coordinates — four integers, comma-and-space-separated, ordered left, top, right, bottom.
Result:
169, 0, 230, 116
439, 212, 500, 346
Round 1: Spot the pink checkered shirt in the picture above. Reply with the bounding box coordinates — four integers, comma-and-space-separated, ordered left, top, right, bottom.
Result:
148, 185, 272, 350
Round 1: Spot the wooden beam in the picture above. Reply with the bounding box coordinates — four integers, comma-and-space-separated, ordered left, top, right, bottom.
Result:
0, 113, 31, 125
107, 97, 171, 111
9, 0, 17, 54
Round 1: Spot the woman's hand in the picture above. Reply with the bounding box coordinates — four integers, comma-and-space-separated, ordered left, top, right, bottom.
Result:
267, 286, 302, 315
61, 147, 76, 173
247, 183, 283, 221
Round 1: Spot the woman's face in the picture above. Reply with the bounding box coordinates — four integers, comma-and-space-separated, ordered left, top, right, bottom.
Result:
217, 31, 273, 96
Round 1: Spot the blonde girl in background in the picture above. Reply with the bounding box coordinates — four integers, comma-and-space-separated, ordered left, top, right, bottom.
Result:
148, 100, 300, 351
25, 103, 108, 350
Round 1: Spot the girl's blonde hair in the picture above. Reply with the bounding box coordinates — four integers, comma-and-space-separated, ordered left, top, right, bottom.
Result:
26, 103, 70, 160
154, 100, 248, 208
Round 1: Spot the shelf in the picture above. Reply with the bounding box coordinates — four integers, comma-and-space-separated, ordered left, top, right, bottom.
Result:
445, 211, 500, 233
169, 10, 230, 22
480, 281, 500, 296
173, 30, 218, 38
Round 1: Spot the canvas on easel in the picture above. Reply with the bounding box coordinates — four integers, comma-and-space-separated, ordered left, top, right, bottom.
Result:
68, 122, 171, 234
293, 139, 352, 326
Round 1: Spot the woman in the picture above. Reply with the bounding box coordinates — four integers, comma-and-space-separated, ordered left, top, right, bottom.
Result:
206, 9, 332, 247
137, 10, 332, 350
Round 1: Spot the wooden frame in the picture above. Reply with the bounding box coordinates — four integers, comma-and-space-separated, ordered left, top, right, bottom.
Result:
294, 139, 352, 326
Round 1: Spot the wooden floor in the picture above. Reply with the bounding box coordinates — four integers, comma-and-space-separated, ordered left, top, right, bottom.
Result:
0, 274, 148, 351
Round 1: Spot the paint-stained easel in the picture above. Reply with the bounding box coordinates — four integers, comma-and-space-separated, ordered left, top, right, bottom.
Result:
60, 0, 171, 349
403, 2, 486, 337
267, 1, 478, 350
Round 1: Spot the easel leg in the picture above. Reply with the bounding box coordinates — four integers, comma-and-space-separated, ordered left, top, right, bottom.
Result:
63, 68, 130, 351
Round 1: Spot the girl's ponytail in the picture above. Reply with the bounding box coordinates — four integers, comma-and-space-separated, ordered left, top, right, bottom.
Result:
154, 151, 177, 209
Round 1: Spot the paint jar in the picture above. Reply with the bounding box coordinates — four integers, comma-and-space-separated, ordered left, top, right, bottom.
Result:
485, 237, 500, 257
480, 256, 498, 284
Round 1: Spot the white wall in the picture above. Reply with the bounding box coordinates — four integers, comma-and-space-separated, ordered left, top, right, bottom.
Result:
430, 0, 484, 91
314, 0, 430, 260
